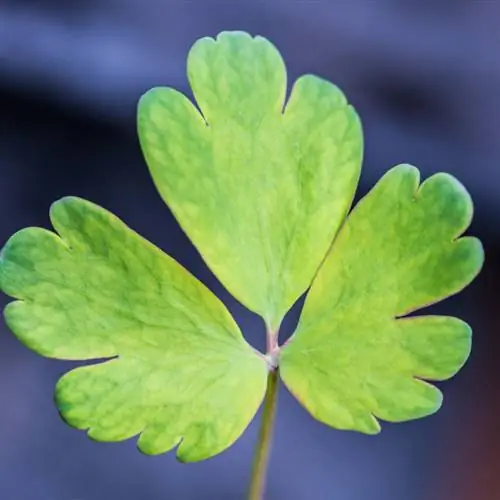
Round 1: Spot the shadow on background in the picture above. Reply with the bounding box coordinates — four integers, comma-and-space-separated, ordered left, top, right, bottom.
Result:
0, 1, 498, 499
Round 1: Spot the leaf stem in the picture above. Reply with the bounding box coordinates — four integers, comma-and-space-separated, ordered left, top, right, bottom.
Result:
248, 367, 279, 500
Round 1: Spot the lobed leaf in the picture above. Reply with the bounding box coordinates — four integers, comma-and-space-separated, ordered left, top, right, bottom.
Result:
0, 197, 267, 461
138, 31, 363, 330
0, 32, 484, 459
280, 165, 484, 433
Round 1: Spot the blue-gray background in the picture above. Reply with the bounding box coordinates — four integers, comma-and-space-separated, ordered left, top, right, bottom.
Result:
0, 1, 498, 499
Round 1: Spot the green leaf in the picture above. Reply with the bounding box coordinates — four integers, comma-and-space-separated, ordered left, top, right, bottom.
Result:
138, 31, 363, 330
280, 165, 484, 434
0, 31, 483, 465
0, 197, 267, 461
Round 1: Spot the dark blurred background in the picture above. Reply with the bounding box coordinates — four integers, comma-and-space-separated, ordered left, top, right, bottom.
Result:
0, 1, 498, 499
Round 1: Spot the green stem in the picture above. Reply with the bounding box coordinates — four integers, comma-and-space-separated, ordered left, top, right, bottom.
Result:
248, 368, 279, 500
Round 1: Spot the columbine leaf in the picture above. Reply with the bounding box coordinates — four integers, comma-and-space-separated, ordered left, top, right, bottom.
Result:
138, 31, 363, 330
280, 165, 484, 434
0, 197, 267, 461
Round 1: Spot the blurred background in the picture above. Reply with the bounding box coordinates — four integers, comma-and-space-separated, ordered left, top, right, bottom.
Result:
0, 1, 498, 499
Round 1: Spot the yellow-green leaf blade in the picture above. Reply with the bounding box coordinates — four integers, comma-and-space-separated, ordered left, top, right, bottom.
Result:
280, 165, 484, 434
138, 31, 363, 329
0, 197, 267, 461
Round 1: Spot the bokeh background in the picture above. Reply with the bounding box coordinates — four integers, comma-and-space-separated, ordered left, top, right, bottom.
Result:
0, 1, 498, 499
